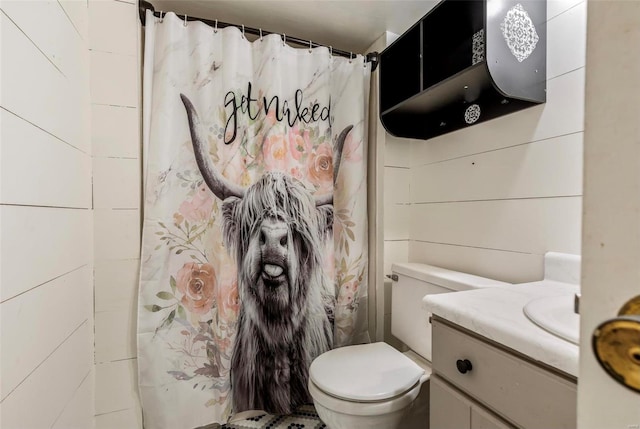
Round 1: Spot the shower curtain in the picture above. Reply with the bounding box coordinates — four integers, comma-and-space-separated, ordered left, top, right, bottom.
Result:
138, 11, 370, 429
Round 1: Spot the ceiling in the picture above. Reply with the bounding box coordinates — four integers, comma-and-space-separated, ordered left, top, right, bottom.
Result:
150, 0, 438, 53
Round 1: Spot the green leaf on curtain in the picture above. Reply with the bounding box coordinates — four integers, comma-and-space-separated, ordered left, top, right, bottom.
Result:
177, 305, 186, 320
170, 276, 177, 293
145, 305, 162, 312
156, 291, 174, 300
346, 228, 355, 241
168, 371, 194, 381
343, 275, 355, 284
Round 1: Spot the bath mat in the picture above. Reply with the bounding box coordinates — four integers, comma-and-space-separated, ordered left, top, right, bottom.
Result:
196, 405, 326, 429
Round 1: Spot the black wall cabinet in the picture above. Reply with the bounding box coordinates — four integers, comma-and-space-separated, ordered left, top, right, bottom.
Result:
380, 0, 546, 140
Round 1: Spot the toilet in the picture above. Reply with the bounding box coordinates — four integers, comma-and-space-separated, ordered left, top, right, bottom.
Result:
308, 263, 510, 429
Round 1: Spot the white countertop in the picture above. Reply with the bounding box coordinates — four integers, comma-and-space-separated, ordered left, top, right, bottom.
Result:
423, 280, 580, 378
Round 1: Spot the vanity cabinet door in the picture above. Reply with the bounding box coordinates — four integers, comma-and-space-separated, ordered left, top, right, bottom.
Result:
431, 376, 515, 429
471, 405, 515, 429
431, 376, 471, 429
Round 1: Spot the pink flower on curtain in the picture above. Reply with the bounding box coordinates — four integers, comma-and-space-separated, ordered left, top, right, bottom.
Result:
263, 134, 293, 171
288, 127, 312, 160
289, 166, 304, 181
218, 280, 239, 321
179, 184, 214, 222
307, 142, 334, 193
176, 262, 217, 314
339, 281, 357, 306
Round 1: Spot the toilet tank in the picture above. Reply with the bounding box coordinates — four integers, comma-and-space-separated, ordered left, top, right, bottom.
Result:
391, 263, 510, 362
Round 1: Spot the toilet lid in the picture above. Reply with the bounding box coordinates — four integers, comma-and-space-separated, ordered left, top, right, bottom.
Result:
309, 342, 425, 402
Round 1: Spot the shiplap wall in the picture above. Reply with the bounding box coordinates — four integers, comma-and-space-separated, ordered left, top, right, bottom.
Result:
0, 1, 94, 428
88, 1, 142, 428
406, 0, 586, 283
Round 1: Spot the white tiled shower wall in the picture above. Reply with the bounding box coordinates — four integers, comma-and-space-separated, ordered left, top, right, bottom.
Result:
89, 0, 142, 428
1, 0, 142, 428
1, 1, 94, 428
383, 0, 587, 286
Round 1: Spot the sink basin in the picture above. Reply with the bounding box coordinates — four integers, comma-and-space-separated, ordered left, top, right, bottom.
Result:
523, 295, 580, 345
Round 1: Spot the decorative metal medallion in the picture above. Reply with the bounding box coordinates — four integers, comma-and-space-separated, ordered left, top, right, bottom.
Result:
500, 3, 539, 63
464, 104, 481, 124
472, 29, 485, 65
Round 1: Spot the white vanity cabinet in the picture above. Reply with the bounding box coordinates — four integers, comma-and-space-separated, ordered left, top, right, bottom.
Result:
430, 317, 577, 429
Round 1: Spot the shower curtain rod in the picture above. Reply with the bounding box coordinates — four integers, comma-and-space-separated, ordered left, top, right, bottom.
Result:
138, 0, 379, 72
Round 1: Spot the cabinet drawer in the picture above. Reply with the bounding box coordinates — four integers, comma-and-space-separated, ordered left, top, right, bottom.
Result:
432, 319, 577, 429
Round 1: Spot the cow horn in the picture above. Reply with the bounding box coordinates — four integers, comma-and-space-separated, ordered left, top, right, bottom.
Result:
180, 94, 246, 200
315, 125, 354, 207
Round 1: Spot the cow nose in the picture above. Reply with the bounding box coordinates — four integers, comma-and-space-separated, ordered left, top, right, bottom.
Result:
259, 222, 288, 252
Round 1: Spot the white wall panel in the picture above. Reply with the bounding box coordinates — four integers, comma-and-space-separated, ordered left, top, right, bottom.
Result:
410, 197, 582, 255
59, 0, 90, 41
0, 322, 92, 429
94, 209, 141, 260
409, 241, 544, 284
384, 203, 410, 240
383, 167, 410, 205
95, 259, 140, 312
411, 133, 583, 203
1, 266, 92, 400
410, 68, 585, 166
89, 0, 137, 55
1, 0, 86, 79
385, 135, 413, 167
93, 157, 141, 209
95, 307, 137, 363
90, 51, 138, 107
52, 370, 95, 429
95, 359, 139, 415
383, 240, 409, 275
547, 1, 587, 79
548, 0, 584, 21
0, 206, 92, 300
95, 407, 142, 429
0, 12, 88, 152
0, 110, 92, 208
91, 104, 139, 158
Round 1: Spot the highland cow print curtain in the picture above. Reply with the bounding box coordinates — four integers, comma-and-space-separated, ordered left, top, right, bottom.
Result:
138, 11, 370, 429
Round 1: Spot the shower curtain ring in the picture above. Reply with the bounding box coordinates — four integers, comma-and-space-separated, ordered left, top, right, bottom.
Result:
259, 28, 263, 41
183, 14, 188, 27
283, 34, 286, 46
309, 40, 313, 53
349, 52, 353, 63
329, 46, 333, 57
214, 19, 218, 33
241, 25, 245, 39
159, 11, 164, 23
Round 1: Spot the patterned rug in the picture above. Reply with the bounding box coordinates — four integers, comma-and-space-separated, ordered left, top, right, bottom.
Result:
195, 405, 327, 429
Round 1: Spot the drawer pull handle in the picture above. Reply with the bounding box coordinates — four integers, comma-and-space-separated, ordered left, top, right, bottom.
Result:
456, 359, 473, 374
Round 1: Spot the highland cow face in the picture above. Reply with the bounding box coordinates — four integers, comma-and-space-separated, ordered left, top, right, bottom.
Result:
228, 172, 326, 327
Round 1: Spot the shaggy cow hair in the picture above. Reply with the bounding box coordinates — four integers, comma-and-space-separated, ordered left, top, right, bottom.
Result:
180, 94, 352, 415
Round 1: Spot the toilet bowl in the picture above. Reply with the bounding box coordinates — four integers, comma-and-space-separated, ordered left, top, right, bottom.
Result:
309, 343, 431, 429
309, 263, 510, 429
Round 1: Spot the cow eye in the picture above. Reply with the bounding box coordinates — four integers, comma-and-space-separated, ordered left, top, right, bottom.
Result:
280, 235, 287, 247
259, 231, 266, 245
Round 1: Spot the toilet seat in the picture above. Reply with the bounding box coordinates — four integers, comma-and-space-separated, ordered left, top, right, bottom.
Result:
309, 377, 423, 417
309, 342, 425, 402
